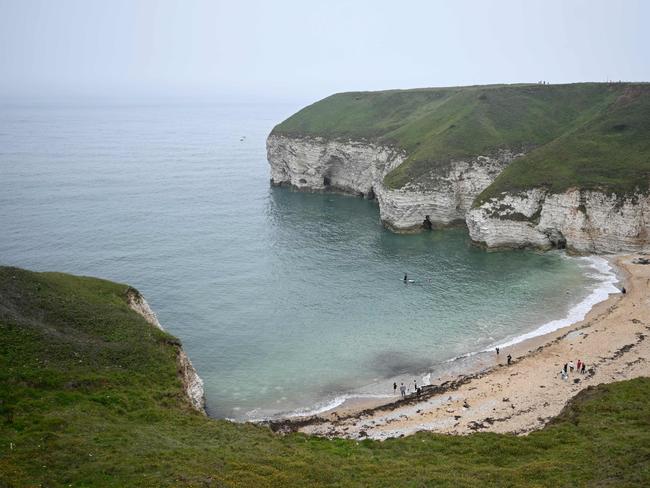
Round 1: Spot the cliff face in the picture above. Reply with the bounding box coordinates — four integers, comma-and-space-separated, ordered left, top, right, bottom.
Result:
267, 134, 405, 197
267, 134, 650, 253
376, 150, 521, 231
467, 190, 650, 253
126, 287, 206, 414
267, 134, 518, 231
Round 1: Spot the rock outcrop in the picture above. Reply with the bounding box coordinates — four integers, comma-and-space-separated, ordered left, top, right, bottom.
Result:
126, 287, 163, 330
267, 134, 405, 197
126, 287, 206, 413
375, 151, 521, 231
267, 134, 520, 231
467, 190, 650, 253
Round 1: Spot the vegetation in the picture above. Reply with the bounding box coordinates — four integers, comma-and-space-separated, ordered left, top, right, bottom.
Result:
2, 266, 650, 487
272, 83, 650, 198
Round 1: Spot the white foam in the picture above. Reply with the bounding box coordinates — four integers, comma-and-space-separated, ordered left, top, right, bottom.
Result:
243, 393, 393, 422
437, 256, 619, 366
494, 256, 619, 349
284, 393, 392, 419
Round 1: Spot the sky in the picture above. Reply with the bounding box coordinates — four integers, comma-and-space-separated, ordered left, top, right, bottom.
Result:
1, 0, 649, 101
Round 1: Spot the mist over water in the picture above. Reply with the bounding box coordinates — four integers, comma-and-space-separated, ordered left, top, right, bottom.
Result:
0, 99, 610, 419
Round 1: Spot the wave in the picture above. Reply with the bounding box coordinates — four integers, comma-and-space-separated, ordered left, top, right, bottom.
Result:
243, 393, 393, 422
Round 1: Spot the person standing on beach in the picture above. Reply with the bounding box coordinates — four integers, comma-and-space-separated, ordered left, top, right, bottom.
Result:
581, 362, 586, 374
399, 383, 406, 398
507, 354, 512, 365
414, 380, 417, 391
569, 360, 575, 372
393, 382, 397, 394
577, 359, 582, 371
563, 363, 568, 374
496, 347, 500, 355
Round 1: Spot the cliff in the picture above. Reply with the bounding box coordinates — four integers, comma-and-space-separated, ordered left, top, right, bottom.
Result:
125, 287, 206, 413
268, 83, 650, 252
467, 190, 650, 253
268, 133, 521, 230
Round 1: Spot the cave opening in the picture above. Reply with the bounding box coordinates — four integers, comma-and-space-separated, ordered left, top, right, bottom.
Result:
422, 215, 433, 230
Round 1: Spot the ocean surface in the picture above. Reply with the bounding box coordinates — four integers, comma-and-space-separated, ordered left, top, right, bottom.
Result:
0, 99, 618, 420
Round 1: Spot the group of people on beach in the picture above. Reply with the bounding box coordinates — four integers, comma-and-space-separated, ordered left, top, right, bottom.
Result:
561, 359, 587, 380
393, 380, 422, 398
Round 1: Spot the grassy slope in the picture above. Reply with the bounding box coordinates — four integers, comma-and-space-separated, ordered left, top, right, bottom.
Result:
1, 266, 650, 487
271, 83, 650, 196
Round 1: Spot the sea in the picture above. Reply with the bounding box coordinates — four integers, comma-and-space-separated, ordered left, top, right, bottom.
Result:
0, 98, 619, 420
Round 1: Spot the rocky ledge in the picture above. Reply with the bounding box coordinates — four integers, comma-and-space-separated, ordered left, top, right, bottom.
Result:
126, 287, 206, 413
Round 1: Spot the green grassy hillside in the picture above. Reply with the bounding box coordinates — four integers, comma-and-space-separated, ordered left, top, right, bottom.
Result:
2, 266, 650, 487
271, 83, 650, 197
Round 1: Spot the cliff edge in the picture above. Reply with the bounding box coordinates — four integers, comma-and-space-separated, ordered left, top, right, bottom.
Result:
125, 287, 206, 413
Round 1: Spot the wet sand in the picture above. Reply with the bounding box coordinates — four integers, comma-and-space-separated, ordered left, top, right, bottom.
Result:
271, 255, 650, 440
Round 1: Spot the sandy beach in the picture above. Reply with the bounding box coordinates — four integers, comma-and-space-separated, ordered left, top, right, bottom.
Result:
273, 254, 650, 440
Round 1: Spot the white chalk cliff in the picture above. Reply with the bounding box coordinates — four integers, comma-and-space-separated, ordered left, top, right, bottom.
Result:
467, 189, 650, 253
267, 134, 406, 197
267, 134, 517, 231
267, 134, 650, 253
375, 151, 520, 231
126, 287, 206, 414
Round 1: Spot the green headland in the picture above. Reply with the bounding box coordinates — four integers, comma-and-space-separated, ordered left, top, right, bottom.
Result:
271, 83, 650, 201
1, 266, 649, 487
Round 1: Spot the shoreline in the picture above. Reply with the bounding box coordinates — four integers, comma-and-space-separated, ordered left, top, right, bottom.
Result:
268, 254, 650, 439
266, 254, 619, 421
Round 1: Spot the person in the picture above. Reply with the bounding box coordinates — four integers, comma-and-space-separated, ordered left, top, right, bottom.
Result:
496, 347, 500, 355
581, 362, 586, 374
622, 286, 626, 294
399, 383, 406, 398
569, 360, 575, 372
577, 359, 582, 371
403, 273, 408, 283
507, 354, 512, 365
414, 380, 418, 391
563, 363, 568, 374
561, 370, 568, 381
393, 382, 397, 395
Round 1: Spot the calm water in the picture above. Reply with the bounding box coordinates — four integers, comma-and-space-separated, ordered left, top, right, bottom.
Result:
0, 99, 614, 419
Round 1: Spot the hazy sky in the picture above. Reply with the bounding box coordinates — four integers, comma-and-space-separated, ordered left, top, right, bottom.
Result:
1, 0, 649, 101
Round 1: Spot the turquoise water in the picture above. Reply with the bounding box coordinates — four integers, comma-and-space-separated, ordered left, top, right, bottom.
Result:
0, 99, 612, 419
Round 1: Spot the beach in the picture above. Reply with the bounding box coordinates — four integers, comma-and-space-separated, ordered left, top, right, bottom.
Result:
277, 254, 650, 440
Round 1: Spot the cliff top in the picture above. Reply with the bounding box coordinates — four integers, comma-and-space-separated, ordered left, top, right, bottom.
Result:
271, 83, 650, 196
2, 265, 650, 486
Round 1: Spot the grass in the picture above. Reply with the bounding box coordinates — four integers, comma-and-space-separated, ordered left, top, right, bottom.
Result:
271, 83, 650, 198
2, 266, 650, 487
